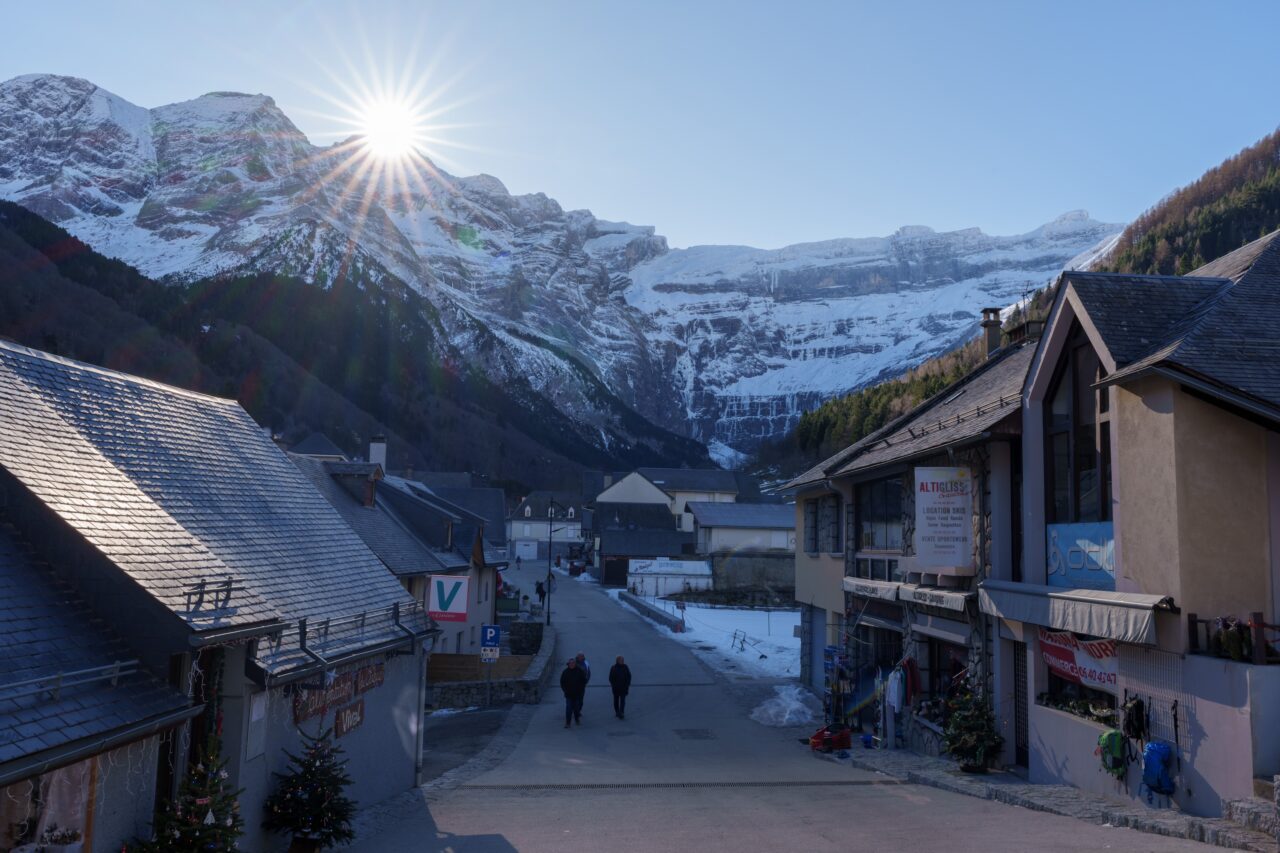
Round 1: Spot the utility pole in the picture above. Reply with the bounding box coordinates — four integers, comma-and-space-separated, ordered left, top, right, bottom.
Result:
545, 498, 557, 626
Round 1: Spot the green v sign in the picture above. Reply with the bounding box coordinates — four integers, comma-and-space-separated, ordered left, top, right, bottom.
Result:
429, 575, 469, 622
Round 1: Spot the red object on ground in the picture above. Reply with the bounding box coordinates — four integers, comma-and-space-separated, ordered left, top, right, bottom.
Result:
809, 724, 852, 752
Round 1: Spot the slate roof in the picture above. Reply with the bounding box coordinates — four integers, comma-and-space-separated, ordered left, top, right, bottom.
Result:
599, 529, 694, 558
592, 502, 677, 532
1089, 232, 1280, 417
0, 341, 425, 677
291, 456, 449, 577
412, 472, 478, 490
686, 501, 796, 530
512, 491, 584, 520
289, 432, 348, 459
636, 467, 738, 494
429, 486, 508, 546
0, 520, 192, 767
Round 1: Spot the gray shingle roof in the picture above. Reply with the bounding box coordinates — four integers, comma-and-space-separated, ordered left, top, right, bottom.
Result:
830, 343, 1034, 477
686, 502, 795, 529
512, 491, 584, 519
428, 486, 509, 546
592, 502, 677, 532
0, 520, 191, 766
599, 529, 694, 558
1075, 232, 1280, 417
291, 456, 448, 577
636, 467, 738, 494
0, 341, 425, 675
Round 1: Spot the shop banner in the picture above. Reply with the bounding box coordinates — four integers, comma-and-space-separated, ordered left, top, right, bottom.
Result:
1039, 628, 1118, 694
914, 467, 973, 569
429, 575, 470, 623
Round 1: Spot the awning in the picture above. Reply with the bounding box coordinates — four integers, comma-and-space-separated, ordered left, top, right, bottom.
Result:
899, 583, 974, 613
843, 577, 901, 601
977, 579, 1175, 645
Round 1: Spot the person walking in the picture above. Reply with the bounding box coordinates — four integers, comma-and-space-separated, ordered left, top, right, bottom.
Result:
575, 652, 591, 684
560, 658, 587, 728
608, 655, 632, 719
536, 580, 546, 608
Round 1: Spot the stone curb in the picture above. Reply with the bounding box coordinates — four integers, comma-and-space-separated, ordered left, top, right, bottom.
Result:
813, 749, 1278, 852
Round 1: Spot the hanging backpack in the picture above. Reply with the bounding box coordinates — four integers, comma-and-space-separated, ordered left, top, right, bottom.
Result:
1096, 729, 1127, 779
1140, 741, 1176, 797
1121, 696, 1147, 742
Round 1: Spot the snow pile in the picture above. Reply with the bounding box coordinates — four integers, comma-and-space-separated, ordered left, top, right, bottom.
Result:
614, 592, 801, 679
750, 685, 821, 727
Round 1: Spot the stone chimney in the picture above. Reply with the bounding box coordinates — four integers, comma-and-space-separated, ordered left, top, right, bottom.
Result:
369, 434, 387, 471
980, 307, 1002, 358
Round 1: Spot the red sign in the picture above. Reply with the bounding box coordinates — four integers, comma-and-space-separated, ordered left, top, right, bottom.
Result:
293, 662, 385, 723
1039, 628, 1118, 694
334, 700, 365, 738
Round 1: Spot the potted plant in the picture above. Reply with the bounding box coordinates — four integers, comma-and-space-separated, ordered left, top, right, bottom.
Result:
263, 729, 356, 852
943, 686, 1004, 773
38, 823, 83, 852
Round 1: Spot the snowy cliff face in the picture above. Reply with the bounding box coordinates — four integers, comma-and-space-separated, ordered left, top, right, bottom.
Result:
0, 75, 1123, 465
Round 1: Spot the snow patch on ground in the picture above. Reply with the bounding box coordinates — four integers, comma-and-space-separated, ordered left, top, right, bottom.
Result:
750, 685, 821, 727
609, 591, 800, 679
428, 706, 480, 717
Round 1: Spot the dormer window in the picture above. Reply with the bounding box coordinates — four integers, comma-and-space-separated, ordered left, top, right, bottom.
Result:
524, 506, 531, 518
568, 507, 575, 519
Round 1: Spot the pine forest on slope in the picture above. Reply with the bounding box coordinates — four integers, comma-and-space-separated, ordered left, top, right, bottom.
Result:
0, 74, 1122, 466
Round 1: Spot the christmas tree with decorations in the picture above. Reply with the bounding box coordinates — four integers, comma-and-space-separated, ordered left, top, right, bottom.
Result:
263, 728, 356, 850
139, 736, 244, 851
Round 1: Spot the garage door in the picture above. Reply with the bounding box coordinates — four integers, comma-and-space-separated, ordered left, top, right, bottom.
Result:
514, 540, 538, 560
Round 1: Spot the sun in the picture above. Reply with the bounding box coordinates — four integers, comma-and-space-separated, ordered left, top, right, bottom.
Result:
358, 98, 424, 160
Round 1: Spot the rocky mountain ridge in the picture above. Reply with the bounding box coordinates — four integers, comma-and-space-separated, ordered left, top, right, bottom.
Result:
0, 74, 1123, 464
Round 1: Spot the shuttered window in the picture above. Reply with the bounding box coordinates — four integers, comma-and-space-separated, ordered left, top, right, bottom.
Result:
819, 494, 841, 554
803, 499, 819, 553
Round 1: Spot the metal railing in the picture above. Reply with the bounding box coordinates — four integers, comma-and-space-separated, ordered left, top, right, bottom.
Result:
1187, 611, 1280, 664
0, 660, 140, 704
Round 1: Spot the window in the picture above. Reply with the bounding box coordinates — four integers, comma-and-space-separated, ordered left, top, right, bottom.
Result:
818, 494, 841, 553
568, 507, 575, 519
523, 523, 531, 536
803, 499, 819, 553
856, 477, 903, 552
927, 638, 970, 700
245, 691, 268, 760
1045, 325, 1112, 523
853, 556, 901, 581
470, 625, 476, 646
524, 506, 531, 518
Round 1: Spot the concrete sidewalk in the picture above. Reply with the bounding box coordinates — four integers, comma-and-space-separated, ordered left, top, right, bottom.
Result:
816, 747, 1278, 852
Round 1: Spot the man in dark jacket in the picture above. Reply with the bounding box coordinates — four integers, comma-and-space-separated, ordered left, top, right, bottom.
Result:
608, 655, 632, 719
560, 658, 587, 728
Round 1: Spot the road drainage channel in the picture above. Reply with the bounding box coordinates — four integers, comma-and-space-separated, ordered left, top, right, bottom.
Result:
458, 780, 904, 791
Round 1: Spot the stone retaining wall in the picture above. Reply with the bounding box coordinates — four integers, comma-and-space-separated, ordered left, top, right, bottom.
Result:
618, 591, 684, 632
428, 624, 557, 709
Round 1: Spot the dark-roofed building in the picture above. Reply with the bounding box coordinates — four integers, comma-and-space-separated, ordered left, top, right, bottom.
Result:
378, 476, 504, 655
596, 468, 741, 533
0, 340, 431, 851
687, 501, 797, 592
978, 232, 1280, 815
0, 519, 194, 848
783, 314, 1033, 739
507, 491, 586, 565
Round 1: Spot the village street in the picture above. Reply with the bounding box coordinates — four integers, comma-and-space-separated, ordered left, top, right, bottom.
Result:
344, 576, 1211, 852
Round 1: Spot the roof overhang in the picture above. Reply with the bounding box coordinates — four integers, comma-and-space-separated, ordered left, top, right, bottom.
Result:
978, 579, 1176, 645
1098, 364, 1280, 430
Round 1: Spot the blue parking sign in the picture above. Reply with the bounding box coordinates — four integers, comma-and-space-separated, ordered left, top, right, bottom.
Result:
481, 624, 501, 648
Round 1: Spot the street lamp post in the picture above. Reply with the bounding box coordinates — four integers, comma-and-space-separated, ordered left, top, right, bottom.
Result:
545, 498, 562, 626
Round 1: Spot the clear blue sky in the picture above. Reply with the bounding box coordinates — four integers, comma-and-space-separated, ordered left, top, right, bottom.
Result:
4, 1, 1279, 248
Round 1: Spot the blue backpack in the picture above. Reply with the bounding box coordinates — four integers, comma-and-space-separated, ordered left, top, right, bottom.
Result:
1141, 741, 1176, 798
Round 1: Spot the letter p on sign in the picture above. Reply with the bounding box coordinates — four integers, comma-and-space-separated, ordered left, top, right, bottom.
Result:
429, 575, 470, 622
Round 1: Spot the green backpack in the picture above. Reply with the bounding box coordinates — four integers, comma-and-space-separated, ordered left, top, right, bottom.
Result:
1097, 729, 1127, 779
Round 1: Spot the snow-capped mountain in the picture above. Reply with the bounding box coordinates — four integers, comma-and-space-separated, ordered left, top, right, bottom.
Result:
0, 74, 1123, 465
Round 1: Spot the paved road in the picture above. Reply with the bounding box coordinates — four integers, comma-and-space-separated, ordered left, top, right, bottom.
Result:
348, 574, 1209, 852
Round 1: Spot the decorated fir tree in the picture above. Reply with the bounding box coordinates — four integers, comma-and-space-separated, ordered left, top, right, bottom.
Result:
263, 728, 357, 850
140, 736, 244, 851
943, 684, 1004, 773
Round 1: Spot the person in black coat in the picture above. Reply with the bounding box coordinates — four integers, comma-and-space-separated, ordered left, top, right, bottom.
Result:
608, 655, 632, 719
560, 658, 587, 727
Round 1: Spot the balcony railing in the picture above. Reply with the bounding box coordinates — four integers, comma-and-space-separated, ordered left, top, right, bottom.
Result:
1187, 611, 1280, 664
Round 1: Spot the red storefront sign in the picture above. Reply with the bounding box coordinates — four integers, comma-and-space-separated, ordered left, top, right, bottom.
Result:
293, 662, 385, 723
334, 699, 365, 738
1039, 628, 1118, 694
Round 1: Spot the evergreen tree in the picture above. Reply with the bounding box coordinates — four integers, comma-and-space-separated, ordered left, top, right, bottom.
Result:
262, 728, 357, 849
138, 736, 244, 851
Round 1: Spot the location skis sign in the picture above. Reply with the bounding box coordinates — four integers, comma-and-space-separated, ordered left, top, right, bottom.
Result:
429, 575, 470, 623
914, 467, 974, 569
